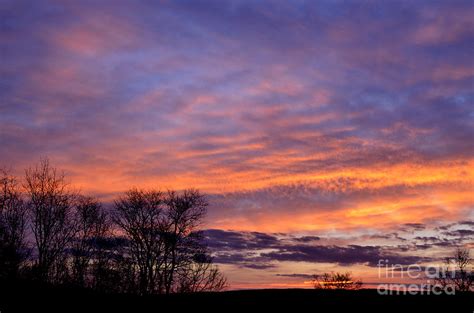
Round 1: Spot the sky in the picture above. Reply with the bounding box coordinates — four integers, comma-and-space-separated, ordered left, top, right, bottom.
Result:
1, 0, 473, 289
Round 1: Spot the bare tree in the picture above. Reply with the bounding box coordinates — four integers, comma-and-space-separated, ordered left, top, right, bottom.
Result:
313, 271, 363, 290
71, 195, 109, 287
113, 188, 226, 295
162, 189, 207, 294
24, 159, 77, 283
113, 189, 165, 295
0, 169, 28, 282
177, 252, 227, 293
89, 235, 134, 294
436, 248, 474, 292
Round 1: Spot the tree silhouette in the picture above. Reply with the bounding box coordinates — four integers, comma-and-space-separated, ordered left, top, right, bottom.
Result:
71, 195, 109, 288
435, 248, 474, 292
177, 252, 227, 293
0, 169, 28, 282
113, 188, 226, 295
313, 271, 362, 290
162, 189, 209, 294
1, 159, 227, 293
24, 159, 78, 283
113, 189, 165, 295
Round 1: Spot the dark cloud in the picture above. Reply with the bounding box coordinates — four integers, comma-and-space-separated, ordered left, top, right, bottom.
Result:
458, 220, 474, 226
435, 220, 474, 232
241, 263, 276, 270
414, 236, 440, 242
369, 233, 407, 242
292, 236, 321, 243
443, 229, 474, 237
210, 251, 275, 270
275, 273, 314, 279
205, 219, 474, 270
402, 223, 426, 231
260, 245, 429, 267
204, 229, 434, 268
203, 229, 279, 251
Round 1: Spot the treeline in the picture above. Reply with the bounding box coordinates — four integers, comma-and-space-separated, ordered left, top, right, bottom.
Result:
0, 159, 226, 295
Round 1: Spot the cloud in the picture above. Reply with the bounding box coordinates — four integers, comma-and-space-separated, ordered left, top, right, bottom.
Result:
401, 223, 426, 232
206, 180, 473, 232
293, 236, 321, 243
443, 229, 474, 237
260, 245, 429, 266
205, 220, 473, 271
275, 273, 314, 279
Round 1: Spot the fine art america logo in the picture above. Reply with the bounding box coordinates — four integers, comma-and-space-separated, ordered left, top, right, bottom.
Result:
376, 259, 457, 295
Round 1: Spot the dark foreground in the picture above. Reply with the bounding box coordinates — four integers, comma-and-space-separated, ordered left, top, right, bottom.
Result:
1, 282, 473, 313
